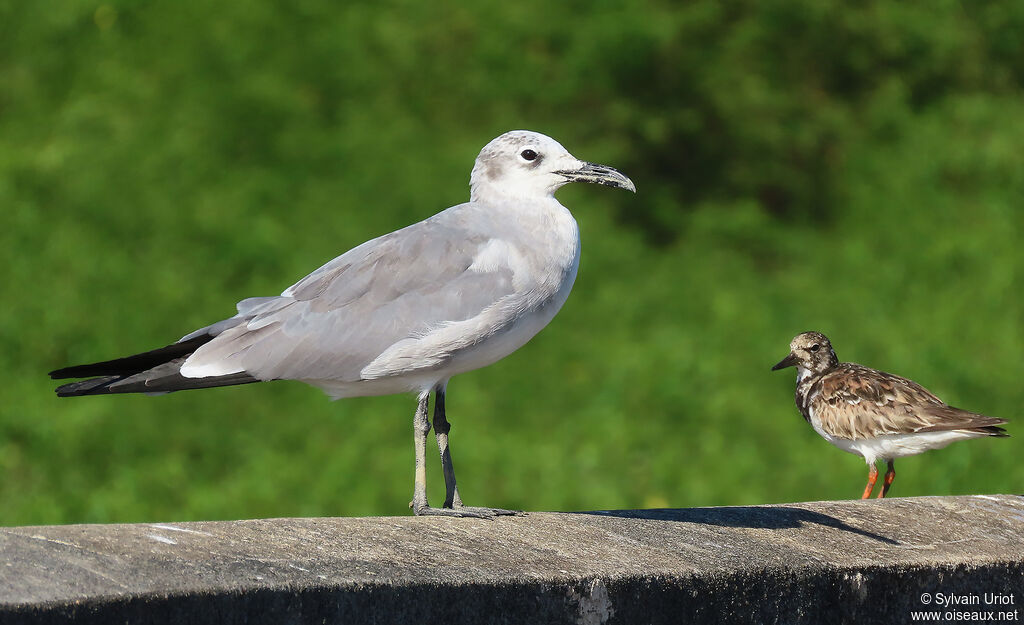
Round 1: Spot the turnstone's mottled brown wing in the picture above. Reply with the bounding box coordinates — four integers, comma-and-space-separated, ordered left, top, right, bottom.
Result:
810, 364, 1008, 440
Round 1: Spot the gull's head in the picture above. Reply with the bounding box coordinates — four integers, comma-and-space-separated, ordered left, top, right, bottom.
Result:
470, 130, 636, 203
772, 331, 840, 376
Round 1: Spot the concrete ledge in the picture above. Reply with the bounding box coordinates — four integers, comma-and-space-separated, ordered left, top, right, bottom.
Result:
2, 495, 1023, 624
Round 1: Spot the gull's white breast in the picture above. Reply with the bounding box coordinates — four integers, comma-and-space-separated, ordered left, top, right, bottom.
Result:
317, 198, 581, 398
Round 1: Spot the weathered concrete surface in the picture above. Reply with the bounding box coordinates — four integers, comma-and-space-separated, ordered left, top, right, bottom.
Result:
1, 495, 1022, 624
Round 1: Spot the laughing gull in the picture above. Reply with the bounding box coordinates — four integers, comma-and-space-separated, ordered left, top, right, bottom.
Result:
50, 130, 636, 517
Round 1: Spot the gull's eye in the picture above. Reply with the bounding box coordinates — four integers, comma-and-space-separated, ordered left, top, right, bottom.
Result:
810, 344, 820, 352
520, 149, 538, 161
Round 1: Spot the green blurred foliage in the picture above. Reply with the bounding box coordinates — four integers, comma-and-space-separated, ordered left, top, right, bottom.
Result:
0, 0, 1021, 525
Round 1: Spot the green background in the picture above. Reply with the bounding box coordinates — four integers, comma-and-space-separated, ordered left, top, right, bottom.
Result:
1, 0, 1021, 525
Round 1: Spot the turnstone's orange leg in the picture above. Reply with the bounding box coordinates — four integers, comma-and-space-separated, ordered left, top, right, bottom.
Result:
878, 460, 895, 498
861, 463, 879, 499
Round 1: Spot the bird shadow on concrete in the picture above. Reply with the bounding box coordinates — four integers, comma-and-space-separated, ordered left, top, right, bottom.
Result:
580, 506, 899, 545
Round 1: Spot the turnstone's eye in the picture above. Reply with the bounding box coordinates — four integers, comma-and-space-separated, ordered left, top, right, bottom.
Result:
810, 344, 820, 352
520, 149, 538, 161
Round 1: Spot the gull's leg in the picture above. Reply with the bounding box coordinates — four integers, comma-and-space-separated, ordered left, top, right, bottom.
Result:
430, 385, 520, 518
410, 388, 515, 518
410, 391, 432, 514
878, 460, 895, 498
861, 462, 879, 499
431, 385, 463, 508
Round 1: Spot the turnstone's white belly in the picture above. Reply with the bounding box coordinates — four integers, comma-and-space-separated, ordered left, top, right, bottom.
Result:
809, 405, 982, 464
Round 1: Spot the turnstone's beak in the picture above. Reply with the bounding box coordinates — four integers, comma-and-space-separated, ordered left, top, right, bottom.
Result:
555, 162, 636, 193
771, 353, 798, 371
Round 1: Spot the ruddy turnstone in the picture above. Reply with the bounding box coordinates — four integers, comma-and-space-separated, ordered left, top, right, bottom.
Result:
772, 331, 1008, 498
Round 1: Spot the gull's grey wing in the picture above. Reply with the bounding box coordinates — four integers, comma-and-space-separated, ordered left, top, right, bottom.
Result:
179, 203, 550, 383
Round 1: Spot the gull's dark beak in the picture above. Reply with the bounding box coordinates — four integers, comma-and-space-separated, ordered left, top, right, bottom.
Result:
771, 353, 798, 371
556, 162, 636, 193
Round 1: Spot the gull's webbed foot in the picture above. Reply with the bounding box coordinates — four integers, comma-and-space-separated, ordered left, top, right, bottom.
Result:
411, 502, 523, 518
452, 504, 523, 518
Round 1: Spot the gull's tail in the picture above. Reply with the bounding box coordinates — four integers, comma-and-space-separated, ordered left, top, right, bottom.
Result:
50, 335, 258, 397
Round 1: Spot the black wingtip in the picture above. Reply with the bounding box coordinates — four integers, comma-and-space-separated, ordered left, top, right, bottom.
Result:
50, 363, 119, 379
54, 376, 120, 397
50, 366, 84, 380
49, 335, 213, 380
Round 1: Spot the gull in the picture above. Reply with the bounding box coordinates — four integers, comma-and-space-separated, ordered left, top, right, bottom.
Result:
50, 130, 636, 517
772, 331, 1008, 499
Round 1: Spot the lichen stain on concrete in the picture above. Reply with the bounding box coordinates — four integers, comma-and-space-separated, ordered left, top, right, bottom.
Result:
570, 578, 614, 625
844, 571, 868, 602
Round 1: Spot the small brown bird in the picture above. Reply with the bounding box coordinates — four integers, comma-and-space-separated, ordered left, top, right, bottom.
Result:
772, 331, 1008, 499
